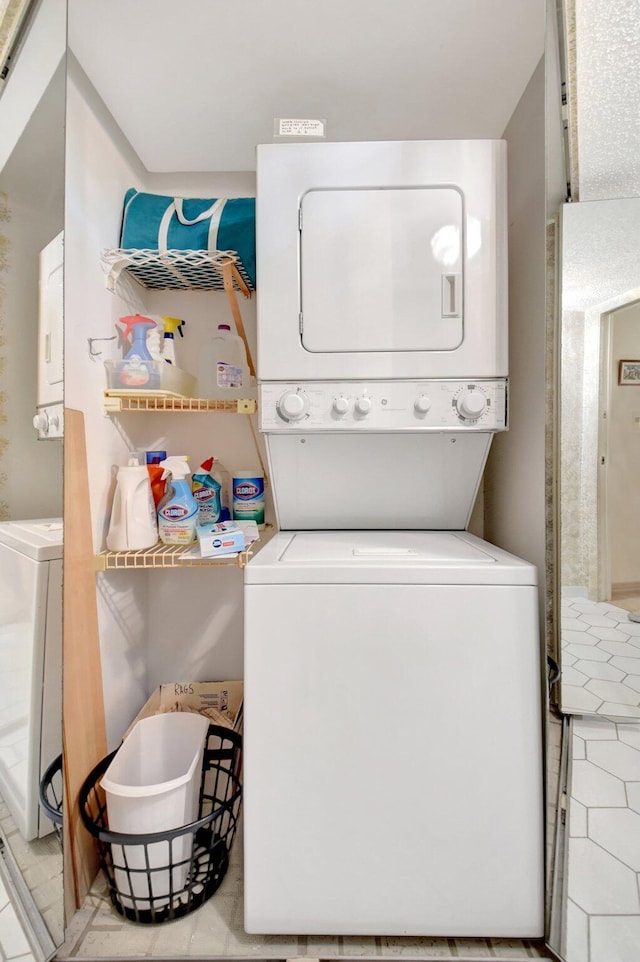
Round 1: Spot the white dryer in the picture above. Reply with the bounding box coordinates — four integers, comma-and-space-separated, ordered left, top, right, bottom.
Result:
0, 519, 62, 839
256, 140, 507, 382
244, 530, 544, 936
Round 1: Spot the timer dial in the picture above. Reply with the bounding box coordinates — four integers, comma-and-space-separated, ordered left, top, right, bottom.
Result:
355, 395, 372, 415
414, 395, 432, 415
456, 389, 487, 420
332, 396, 350, 416
277, 390, 309, 421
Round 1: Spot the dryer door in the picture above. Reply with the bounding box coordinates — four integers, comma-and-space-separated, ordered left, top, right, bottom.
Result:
300, 187, 463, 353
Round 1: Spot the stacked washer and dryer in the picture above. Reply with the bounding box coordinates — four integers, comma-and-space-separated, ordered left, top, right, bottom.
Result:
244, 141, 543, 937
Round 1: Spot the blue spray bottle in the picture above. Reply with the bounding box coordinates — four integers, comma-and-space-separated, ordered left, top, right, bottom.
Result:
116, 314, 160, 388
157, 456, 198, 545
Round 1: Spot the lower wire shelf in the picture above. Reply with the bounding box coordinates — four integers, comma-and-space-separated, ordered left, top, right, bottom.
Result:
95, 542, 253, 571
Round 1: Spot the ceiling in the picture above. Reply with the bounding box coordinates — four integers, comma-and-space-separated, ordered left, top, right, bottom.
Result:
68, 0, 544, 173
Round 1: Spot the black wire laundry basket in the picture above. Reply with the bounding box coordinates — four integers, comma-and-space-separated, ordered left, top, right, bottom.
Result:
39, 753, 64, 845
80, 724, 242, 924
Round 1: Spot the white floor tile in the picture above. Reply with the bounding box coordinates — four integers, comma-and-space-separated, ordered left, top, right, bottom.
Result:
564, 618, 590, 631
599, 703, 640, 718
565, 643, 612, 662
564, 899, 589, 962
585, 680, 640, 707
564, 630, 607, 647
588, 807, 640, 870
583, 615, 627, 628
573, 717, 619, 739
572, 735, 586, 759
627, 782, 640, 814
569, 798, 587, 836
587, 628, 632, 643
567, 837, 640, 914
618, 727, 640, 750
0, 902, 33, 959
575, 659, 625, 681
590, 915, 640, 962
561, 686, 603, 713
563, 666, 590, 686
587, 741, 640, 780
599, 640, 640, 657
571, 760, 627, 807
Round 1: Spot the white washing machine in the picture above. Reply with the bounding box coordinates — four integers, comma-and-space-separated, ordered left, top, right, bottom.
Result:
244, 530, 543, 936
245, 140, 543, 937
0, 519, 63, 839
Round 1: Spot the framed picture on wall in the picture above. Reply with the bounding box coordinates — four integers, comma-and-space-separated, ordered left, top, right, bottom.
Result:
618, 360, 640, 385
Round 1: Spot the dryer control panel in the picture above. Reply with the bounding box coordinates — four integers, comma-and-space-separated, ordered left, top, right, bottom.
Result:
260, 379, 507, 431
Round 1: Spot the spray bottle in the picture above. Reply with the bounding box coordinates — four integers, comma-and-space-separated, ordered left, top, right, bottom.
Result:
106, 452, 158, 550
146, 316, 165, 361
145, 449, 167, 509
116, 314, 159, 388
157, 456, 198, 544
161, 316, 185, 366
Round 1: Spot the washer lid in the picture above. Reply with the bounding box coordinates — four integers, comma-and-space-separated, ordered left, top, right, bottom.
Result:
0, 518, 63, 560
246, 530, 537, 586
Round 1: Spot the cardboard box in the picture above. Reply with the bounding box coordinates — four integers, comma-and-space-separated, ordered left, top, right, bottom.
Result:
125, 681, 243, 739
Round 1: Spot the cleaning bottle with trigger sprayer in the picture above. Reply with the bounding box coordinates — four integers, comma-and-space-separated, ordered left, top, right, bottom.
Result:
116, 314, 160, 388
161, 316, 185, 365
157, 456, 198, 544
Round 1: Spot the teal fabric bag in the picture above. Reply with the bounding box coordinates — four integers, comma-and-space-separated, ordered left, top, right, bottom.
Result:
120, 189, 256, 288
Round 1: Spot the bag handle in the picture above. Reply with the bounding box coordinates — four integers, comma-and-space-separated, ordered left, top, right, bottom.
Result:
158, 198, 228, 252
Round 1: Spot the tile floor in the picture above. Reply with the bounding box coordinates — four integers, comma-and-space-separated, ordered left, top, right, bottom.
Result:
563, 715, 640, 962
560, 596, 640, 718
0, 797, 63, 949
0, 870, 37, 962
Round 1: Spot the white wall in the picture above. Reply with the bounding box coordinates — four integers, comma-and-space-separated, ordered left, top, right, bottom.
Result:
0, 63, 64, 520
575, 0, 640, 201
0, 0, 65, 173
65, 58, 267, 744
65, 57, 152, 746
609, 301, 640, 586
484, 59, 546, 627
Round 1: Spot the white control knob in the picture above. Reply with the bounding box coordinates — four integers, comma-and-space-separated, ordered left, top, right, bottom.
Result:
456, 390, 487, 420
333, 396, 350, 416
414, 395, 432, 415
33, 412, 49, 432
277, 390, 309, 421
355, 396, 372, 416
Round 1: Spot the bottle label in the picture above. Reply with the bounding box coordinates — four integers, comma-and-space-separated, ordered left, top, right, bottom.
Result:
193, 484, 222, 523
217, 361, 243, 389
232, 475, 265, 525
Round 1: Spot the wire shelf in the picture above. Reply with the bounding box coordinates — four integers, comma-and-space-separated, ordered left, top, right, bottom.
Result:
102, 249, 255, 293
95, 542, 254, 571
103, 393, 257, 414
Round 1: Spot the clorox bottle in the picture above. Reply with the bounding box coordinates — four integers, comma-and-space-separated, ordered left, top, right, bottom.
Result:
157, 456, 198, 545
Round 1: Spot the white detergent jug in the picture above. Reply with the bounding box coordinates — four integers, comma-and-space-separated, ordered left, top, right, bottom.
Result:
198, 323, 250, 399
106, 453, 158, 550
